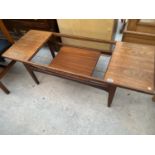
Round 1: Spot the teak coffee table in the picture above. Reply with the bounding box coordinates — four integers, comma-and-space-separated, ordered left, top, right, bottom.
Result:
2, 30, 155, 107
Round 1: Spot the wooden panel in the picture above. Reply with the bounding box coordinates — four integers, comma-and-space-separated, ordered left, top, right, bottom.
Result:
126, 19, 155, 34
137, 24, 155, 34
127, 19, 139, 31
137, 20, 155, 34
3, 19, 59, 32
0, 20, 14, 44
123, 31, 155, 46
50, 46, 101, 76
57, 19, 116, 51
104, 42, 155, 94
3, 30, 52, 61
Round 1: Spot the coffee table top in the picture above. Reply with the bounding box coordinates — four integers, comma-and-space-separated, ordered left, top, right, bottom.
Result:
104, 42, 155, 94
3, 30, 52, 61
3, 30, 155, 95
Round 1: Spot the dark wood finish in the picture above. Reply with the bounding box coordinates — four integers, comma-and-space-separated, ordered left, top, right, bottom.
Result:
0, 20, 14, 44
152, 95, 155, 102
104, 42, 155, 95
50, 46, 101, 76
47, 41, 56, 58
3, 30, 52, 61
22, 60, 109, 91
3, 30, 117, 107
108, 86, 116, 107
3, 19, 59, 33
3, 30, 155, 106
24, 64, 39, 84
0, 81, 10, 94
0, 20, 15, 94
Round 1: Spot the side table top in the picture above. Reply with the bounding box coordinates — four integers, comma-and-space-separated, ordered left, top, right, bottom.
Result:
3, 30, 52, 61
104, 42, 155, 94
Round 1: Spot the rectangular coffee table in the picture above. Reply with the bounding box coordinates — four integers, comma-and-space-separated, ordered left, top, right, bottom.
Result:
2, 30, 155, 107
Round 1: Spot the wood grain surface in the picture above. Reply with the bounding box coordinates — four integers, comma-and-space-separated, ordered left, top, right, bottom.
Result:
50, 46, 101, 76
3, 30, 52, 61
104, 42, 155, 94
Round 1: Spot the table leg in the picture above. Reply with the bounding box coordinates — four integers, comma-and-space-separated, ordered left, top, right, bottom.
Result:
107, 86, 117, 107
152, 95, 155, 102
24, 64, 40, 84
47, 42, 55, 58
0, 81, 10, 94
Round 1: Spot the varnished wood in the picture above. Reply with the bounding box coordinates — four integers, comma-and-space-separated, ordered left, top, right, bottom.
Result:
127, 19, 140, 31
3, 30, 155, 106
56, 42, 113, 55
108, 86, 116, 107
123, 20, 155, 101
123, 30, 155, 46
3, 30, 52, 61
3, 30, 116, 106
124, 30, 155, 37
0, 60, 15, 94
50, 46, 101, 76
47, 41, 55, 58
123, 20, 155, 46
127, 19, 155, 34
22, 60, 109, 91
52, 32, 116, 45
104, 42, 155, 95
0, 81, 10, 94
0, 20, 14, 44
0, 19, 15, 94
24, 64, 39, 84
3, 19, 59, 35
137, 20, 155, 34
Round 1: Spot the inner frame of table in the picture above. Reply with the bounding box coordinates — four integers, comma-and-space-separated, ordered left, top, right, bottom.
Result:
104, 42, 155, 95
2, 29, 112, 89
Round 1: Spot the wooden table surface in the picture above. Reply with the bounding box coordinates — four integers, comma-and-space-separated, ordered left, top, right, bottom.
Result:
3, 30, 155, 95
104, 42, 155, 94
50, 46, 101, 76
3, 30, 52, 61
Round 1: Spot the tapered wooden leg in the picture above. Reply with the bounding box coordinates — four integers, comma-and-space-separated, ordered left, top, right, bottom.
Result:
107, 86, 116, 107
24, 64, 40, 84
0, 81, 10, 94
47, 42, 55, 58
